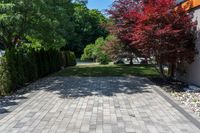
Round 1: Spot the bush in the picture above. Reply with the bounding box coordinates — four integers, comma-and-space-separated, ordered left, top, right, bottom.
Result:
98, 53, 110, 65
0, 48, 76, 95
0, 57, 12, 95
81, 44, 96, 61
81, 37, 111, 64
68, 51, 77, 66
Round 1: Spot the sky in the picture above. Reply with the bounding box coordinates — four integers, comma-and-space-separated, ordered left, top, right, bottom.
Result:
87, 0, 184, 11
87, 0, 114, 12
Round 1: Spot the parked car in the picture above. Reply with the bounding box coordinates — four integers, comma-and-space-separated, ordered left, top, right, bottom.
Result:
140, 59, 148, 64
114, 59, 125, 64
0, 50, 5, 57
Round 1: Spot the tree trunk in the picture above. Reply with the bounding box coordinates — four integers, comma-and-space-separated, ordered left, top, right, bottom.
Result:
159, 63, 167, 80
61, 51, 66, 68
168, 63, 175, 79
129, 57, 133, 65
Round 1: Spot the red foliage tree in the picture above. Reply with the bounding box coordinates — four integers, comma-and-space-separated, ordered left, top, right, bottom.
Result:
107, 0, 141, 44
101, 35, 123, 60
102, 35, 138, 63
107, 0, 143, 64
109, 0, 197, 79
132, 0, 196, 78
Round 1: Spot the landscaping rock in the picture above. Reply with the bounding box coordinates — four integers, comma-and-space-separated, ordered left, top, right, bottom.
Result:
150, 77, 200, 117
171, 91, 200, 116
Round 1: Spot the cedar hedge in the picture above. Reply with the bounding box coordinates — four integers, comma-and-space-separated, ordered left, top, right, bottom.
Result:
0, 48, 76, 95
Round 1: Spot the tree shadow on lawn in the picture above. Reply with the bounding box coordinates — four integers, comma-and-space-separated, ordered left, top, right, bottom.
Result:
39, 76, 153, 99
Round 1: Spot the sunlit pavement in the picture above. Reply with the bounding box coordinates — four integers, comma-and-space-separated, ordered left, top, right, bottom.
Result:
0, 77, 200, 133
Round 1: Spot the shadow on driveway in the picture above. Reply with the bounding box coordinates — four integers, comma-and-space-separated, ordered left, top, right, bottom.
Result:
41, 76, 152, 98
0, 76, 152, 116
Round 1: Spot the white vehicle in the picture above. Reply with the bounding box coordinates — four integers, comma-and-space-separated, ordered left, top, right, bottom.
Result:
0, 50, 5, 57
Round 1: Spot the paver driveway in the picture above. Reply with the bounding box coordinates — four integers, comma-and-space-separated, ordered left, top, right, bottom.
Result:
0, 76, 200, 133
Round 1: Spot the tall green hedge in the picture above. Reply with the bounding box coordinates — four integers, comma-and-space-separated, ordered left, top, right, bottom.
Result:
65, 51, 77, 67
0, 48, 76, 95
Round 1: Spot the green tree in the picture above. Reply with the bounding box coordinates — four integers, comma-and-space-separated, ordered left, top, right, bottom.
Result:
69, 3, 108, 57
0, 0, 108, 57
81, 37, 110, 64
0, 0, 75, 50
81, 44, 96, 61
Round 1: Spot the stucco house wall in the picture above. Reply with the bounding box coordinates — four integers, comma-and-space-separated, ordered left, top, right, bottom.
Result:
182, 7, 200, 86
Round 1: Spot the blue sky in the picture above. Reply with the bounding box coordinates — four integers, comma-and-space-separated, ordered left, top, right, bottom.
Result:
87, 0, 114, 12
87, 0, 183, 11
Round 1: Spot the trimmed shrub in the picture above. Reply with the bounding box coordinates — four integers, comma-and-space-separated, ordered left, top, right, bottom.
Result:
68, 51, 77, 66
0, 57, 12, 95
0, 48, 76, 95
65, 51, 77, 67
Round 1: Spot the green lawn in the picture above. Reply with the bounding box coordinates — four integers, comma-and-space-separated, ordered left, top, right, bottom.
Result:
53, 64, 159, 77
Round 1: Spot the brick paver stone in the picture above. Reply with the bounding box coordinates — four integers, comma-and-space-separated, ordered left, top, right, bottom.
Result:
0, 76, 200, 133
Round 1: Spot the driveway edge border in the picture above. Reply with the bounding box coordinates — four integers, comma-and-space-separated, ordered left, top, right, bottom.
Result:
146, 78, 200, 129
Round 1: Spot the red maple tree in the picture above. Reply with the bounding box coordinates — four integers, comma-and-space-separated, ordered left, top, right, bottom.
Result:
107, 0, 143, 64
108, 0, 197, 79
107, 0, 141, 44
102, 35, 139, 64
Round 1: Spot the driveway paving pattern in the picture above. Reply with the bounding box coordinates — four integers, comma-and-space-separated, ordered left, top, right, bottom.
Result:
0, 77, 200, 133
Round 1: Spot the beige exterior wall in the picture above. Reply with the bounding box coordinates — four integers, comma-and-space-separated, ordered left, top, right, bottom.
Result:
183, 7, 200, 86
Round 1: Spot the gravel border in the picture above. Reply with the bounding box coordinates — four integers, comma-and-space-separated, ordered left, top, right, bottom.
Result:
150, 78, 200, 117
171, 92, 200, 116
